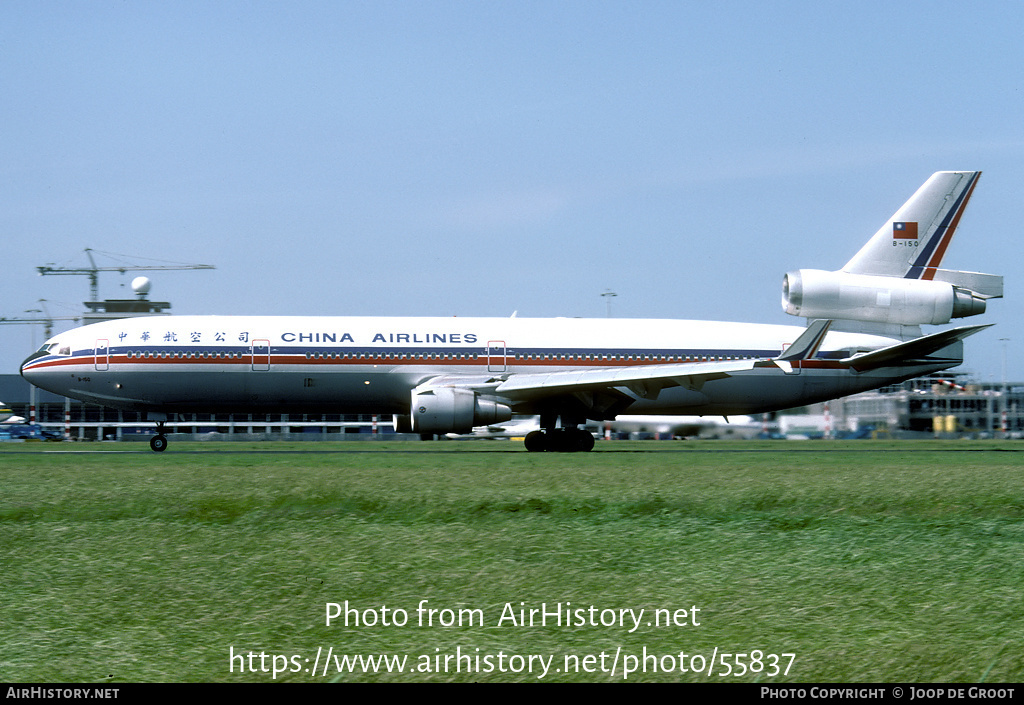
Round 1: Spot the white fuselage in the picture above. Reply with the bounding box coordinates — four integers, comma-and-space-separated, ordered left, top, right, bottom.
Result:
20, 314, 942, 420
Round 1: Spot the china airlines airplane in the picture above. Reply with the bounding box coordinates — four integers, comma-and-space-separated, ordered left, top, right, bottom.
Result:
21, 171, 1001, 452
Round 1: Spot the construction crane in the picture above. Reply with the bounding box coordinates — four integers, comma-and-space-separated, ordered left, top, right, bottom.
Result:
37, 248, 215, 302
0, 302, 80, 343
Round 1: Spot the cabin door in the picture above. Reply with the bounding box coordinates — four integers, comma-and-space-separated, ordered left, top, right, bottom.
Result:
251, 339, 270, 371
487, 340, 507, 373
94, 339, 109, 371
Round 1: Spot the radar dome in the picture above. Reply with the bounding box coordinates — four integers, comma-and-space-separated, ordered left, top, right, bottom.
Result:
131, 276, 152, 298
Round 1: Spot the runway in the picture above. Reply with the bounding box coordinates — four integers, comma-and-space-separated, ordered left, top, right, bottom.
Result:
6, 442, 1021, 455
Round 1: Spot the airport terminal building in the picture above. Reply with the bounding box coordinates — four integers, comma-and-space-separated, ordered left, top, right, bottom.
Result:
830, 374, 1024, 438
0, 373, 394, 441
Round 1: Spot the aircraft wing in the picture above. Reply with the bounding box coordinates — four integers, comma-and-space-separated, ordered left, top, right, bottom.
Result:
491, 358, 758, 403
432, 321, 832, 406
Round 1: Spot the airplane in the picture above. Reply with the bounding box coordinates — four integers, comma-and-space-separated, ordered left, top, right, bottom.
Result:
0, 402, 17, 424
591, 414, 764, 439
20, 171, 1001, 453
445, 415, 542, 440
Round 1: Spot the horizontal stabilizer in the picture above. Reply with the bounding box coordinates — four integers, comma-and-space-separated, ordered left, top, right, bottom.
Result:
930, 269, 1003, 299
841, 324, 991, 372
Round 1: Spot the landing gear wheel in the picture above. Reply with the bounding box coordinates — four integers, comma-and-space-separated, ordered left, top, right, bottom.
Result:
150, 434, 168, 453
547, 429, 571, 452
522, 429, 594, 452
557, 429, 595, 452
524, 430, 547, 452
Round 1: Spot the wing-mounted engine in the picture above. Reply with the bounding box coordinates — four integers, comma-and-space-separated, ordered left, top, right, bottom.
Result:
404, 385, 512, 434
782, 269, 999, 327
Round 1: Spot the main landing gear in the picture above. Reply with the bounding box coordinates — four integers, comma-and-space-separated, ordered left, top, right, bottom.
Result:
523, 426, 596, 453
524, 428, 595, 452
150, 420, 168, 452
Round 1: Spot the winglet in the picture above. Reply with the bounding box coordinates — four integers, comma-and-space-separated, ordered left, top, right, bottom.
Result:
776, 319, 833, 362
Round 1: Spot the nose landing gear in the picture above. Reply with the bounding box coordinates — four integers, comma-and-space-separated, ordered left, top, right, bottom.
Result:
149, 419, 168, 452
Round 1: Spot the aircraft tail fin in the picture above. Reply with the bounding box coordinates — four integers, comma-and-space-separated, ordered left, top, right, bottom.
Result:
842, 171, 981, 279
782, 170, 1001, 339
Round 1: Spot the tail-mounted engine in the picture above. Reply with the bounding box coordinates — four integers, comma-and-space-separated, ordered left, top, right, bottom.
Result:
402, 386, 512, 434
782, 269, 994, 326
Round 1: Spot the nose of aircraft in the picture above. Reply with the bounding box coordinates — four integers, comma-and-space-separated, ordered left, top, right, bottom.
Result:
20, 349, 49, 383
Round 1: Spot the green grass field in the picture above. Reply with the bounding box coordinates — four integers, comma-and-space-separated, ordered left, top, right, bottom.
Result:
1, 440, 1021, 682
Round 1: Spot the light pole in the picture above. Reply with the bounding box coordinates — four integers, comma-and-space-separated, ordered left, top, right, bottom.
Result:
1000, 338, 1010, 436
601, 290, 617, 318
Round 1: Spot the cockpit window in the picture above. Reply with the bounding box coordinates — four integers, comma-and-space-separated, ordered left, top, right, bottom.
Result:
37, 343, 71, 356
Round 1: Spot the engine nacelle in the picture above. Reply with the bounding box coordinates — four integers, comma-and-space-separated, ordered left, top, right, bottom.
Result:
410, 387, 512, 434
782, 269, 987, 326
392, 414, 413, 434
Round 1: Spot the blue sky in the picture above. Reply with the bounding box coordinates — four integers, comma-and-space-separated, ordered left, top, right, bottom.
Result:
3, 1, 1023, 381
